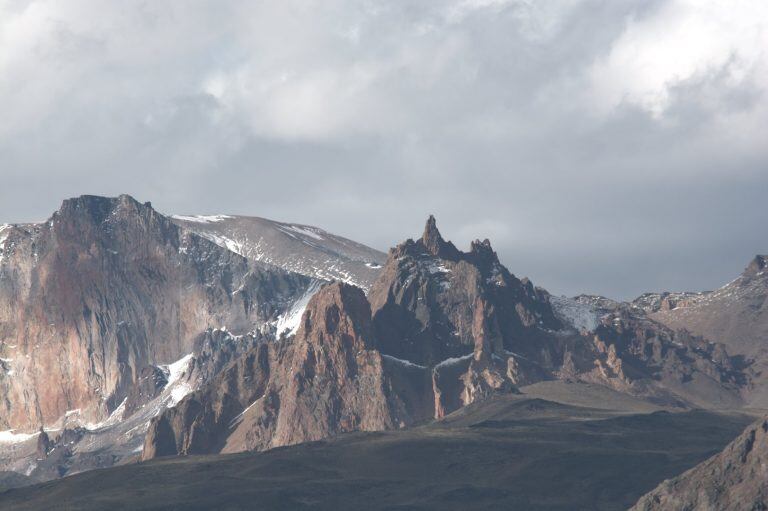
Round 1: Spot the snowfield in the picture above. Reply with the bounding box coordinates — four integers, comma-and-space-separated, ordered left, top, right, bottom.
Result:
549, 295, 599, 332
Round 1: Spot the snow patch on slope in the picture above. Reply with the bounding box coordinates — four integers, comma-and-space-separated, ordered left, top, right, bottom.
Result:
549, 295, 599, 332
170, 213, 386, 292
434, 353, 474, 370
426, 261, 451, 274
282, 224, 324, 240
162, 353, 195, 407
0, 224, 11, 265
229, 399, 260, 427
382, 354, 428, 370
171, 214, 233, 224
79, 398, 128, 431
0, 430, 36, 444
274, 281, 323, 336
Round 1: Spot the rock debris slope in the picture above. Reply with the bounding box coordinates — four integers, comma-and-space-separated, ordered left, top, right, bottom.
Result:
171, 214, 386, 291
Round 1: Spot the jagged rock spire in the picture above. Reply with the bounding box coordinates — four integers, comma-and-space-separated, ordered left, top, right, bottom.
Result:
419, 215, 459, 259
745, 255, 767, 277
36, 428, 52, 459
421, 215, 442, 253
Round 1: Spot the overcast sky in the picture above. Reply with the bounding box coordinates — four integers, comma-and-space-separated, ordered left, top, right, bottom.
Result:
1, 0, 766, 299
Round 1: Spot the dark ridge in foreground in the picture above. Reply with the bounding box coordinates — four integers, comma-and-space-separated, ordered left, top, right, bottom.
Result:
0, 394, 753, 511
631, 415, 768, 510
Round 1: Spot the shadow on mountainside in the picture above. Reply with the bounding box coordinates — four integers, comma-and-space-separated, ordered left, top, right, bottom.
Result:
0, 391, 755, 511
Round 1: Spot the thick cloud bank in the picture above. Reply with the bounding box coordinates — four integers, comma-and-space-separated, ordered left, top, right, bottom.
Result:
1, 0, 766, 298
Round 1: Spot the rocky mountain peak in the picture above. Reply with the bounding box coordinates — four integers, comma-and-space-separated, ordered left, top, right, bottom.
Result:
55, 194, 151, 225
417, 215, 460, 259
141, 279, 427, 459
647, 252, 768, 360
0, 194, 312, 432
470, 238, 493, 253
296, 281, 375, 352
744, 254, 767, 278
369, 216, 562, 367
468, 238, 499, 271
421, 214, 441, 245
51, 194, 176, 250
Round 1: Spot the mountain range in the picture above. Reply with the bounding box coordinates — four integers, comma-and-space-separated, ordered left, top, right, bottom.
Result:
1, 194, 766, 510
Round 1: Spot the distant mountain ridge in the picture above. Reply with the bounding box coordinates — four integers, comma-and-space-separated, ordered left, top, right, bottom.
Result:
645, 255, 768, 359
0, 194, 762, 500
170, 214, 386, 292
142, 216, 750, 460
629, 254, 768, 407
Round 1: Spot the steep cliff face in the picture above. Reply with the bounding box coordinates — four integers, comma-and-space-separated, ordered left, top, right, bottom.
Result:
0, 195, 311, 431
143, 282, 427, 459
369, 216, 561, 368
631, 416, 768, 511
141, 340, 273, 458
0, 326, 270, 484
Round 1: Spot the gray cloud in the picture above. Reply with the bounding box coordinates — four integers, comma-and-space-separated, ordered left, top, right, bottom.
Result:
0, 0, 766, 299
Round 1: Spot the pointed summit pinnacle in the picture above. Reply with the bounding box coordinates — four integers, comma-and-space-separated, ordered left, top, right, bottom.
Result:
419, 215, 459, 259
421, 215, 443, 250
745, 255, 767, 278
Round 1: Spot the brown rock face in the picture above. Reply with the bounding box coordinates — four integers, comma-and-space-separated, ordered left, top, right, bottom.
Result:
143, 282, 426, 459
370, 217, 748, 415
141, 216, 753, 461
261, 283, 399, 449
142, 341, 273, 459
0, 195, 311, 431
368, 217, 564, 416
420, 214, 461, 260
575, 308, 748, 407
369, 216, 561, 368
631, 416, 768, 511
144, 218, 564, 459
459, 298, 517, 407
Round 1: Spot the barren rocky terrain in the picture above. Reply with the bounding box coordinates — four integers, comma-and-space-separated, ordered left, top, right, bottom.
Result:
0, 392, 755, 511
